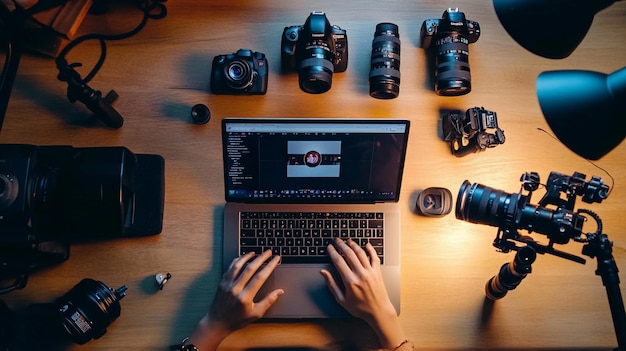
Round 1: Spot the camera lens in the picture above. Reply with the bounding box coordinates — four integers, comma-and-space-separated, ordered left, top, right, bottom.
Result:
56, 278, 127, 344
369, 23, 401, 99
455, 180, 519, 228
434, 33, 471, 96
298, 47, 335, 94
225, 60, 254, 90
0, 173, 19, 209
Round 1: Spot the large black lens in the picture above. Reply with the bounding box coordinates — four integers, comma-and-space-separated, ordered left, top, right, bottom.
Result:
434, 33, 471, 96
56, 278, 127, 344
225, 60, 253, 90
298, 46, 334, 94
369, 23, 401, 99
455, 180, 521, 228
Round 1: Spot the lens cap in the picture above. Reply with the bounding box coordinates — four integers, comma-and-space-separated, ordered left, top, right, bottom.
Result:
191, 104, 211, 124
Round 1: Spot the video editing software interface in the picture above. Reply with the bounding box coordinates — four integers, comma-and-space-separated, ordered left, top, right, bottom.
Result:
223, 120, 409, 202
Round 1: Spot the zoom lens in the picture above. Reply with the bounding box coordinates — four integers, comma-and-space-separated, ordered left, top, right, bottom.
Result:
225, 60, 253, 90
455, 180, 520, 228
56, 279, 127, 344
298, 44, 335, 94
369, 23, 401, 99
434, 33, 471, 96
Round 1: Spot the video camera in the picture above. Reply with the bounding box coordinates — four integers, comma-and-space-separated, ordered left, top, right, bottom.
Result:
456, 171, 626, 349
456, 170, 609, 262
0, 144, 165, 294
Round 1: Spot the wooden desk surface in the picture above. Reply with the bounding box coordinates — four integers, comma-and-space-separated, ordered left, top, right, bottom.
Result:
1, 1, 625, 350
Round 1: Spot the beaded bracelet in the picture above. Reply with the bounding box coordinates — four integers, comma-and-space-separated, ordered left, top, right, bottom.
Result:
169, 337, 199, 351
392, 339, 414, 351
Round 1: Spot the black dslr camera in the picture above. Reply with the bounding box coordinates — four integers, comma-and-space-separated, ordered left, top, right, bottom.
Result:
281, 11, 348, 94
0, 144, 164, 294
442, 106, 505, 157
420, 8, 480, 96
210, 49, 268, 95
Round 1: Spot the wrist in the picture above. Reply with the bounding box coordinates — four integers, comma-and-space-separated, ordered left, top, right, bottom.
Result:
186, 314, 231, 351
364, 309, 407, 350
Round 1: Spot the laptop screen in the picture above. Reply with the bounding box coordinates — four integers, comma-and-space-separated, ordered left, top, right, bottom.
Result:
222, 118, 410, 203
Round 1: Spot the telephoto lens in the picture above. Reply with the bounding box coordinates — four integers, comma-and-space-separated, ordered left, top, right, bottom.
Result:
369, 23, 401, 99
56, 278, 127, 344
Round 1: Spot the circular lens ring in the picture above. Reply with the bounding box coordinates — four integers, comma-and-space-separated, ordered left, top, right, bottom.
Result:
374, 22, 400, 37
0, 173, 19, 209
298, 57, 334, 94
455, 180, 473, 220
224, 60, 254, 89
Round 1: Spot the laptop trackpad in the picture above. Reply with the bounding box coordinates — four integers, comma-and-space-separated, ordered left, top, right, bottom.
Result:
255, 265, 350, 318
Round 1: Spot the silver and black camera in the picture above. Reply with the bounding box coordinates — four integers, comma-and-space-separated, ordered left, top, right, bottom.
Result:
281, 11, 348, 94
210, 49, 268, 95
420, 8, 480, 96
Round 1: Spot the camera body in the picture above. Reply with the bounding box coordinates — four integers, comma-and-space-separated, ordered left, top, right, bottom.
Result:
420, 8, 480, 96
0, 144, 164, 293
210, 49, 268, 95
420, 9, 480, 50
281, 11, 348, 94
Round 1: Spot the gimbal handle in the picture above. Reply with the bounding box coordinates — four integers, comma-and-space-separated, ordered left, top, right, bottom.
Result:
582, 234, 626, 350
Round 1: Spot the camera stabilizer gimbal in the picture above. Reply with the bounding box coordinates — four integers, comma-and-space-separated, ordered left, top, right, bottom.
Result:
442, 106, 506, 157
456, 171, 626, 350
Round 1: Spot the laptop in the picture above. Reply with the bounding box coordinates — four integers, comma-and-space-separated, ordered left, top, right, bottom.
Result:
222, 118, 410, 318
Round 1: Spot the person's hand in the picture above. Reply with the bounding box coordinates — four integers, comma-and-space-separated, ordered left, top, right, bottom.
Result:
188, 250, 283, 351
208, 250, 283, 330
321, 238, 408, 350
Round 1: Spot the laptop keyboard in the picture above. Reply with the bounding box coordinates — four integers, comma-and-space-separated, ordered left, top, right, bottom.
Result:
239, 211, 384, 264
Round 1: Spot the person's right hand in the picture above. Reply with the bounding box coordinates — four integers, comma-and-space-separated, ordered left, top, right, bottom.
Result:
321, 238, 408, 350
